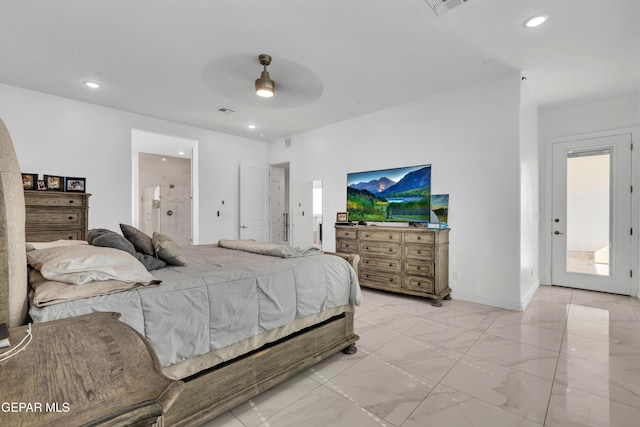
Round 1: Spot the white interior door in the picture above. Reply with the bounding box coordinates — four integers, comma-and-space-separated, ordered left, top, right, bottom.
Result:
240, 161, 269, 241
551, 134, 632, 294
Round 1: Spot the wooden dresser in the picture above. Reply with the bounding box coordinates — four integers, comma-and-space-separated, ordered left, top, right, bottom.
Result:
336, 225, 450, 305
0, 312, 183, 426
24, 191, 90, 242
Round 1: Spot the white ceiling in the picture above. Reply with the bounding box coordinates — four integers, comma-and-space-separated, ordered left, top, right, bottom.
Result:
1, 0, 639, 142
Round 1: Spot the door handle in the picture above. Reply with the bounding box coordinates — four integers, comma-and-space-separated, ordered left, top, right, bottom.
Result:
241, 225, 248, 229
554, 230, 564, 235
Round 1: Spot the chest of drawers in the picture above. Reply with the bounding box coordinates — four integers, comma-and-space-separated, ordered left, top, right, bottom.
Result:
336, 225, 450, 305
24, 191, 90, 242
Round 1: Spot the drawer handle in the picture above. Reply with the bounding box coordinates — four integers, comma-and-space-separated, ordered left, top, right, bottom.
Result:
417, 282, 422, 286
389, 249, 393, 252
389, 263, 393, 266
417, 266, 421, 270
389, 278, 393, 282
68, 200, 74, 204
365, 246, 369, 250
388, 235, 392, 239
417, 251, 422, 254
68, 216, 73, 220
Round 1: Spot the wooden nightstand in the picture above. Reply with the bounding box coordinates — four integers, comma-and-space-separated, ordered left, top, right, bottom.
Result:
0, 312, 184, 426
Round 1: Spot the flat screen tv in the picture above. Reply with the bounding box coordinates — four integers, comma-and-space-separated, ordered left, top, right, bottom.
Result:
347, 164, 431, 223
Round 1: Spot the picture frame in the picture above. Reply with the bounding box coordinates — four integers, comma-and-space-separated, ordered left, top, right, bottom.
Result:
37, 180, 47, 191
21, 173, 37, 190
43, 175, 64, 191
336, 211, 349, 223
65, 177, 86, 193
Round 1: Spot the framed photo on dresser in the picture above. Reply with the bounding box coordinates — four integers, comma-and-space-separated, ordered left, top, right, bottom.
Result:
43, 175, 63, 191
65, 177, 86, 193
21, 173, 37, 190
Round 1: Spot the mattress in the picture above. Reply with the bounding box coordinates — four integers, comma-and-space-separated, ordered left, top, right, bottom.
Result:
28, 245, 361, 378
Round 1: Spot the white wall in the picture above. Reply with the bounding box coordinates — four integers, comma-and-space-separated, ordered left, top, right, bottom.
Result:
539, 92, 640, 295
268, 71, 527, 309
0, 83, 267, 244
519, 80, 540, 307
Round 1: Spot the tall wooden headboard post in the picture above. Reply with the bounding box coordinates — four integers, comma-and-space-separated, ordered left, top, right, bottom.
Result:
0, 118, 28, 326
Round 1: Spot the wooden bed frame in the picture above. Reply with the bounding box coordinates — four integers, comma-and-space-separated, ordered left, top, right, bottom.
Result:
0, 118, 359, 426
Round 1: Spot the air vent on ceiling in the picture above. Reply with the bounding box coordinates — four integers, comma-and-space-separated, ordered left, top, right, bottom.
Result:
217, 107, 236, 114
425, 0, 471, 16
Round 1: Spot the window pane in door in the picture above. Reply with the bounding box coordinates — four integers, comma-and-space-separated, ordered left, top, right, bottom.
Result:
566, 149, 610, 276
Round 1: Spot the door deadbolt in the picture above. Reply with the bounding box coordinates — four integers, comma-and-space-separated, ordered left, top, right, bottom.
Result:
166, 210, 173, 216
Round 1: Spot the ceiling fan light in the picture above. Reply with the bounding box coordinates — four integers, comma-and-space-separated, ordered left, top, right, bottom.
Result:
255, 71, 274, 97
255, 54, 275, 97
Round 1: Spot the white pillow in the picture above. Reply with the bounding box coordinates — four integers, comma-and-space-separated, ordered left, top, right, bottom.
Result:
26, 239, 88, 252
27, 245, 156, 285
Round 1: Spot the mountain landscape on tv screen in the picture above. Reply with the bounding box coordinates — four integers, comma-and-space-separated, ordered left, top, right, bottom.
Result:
349, 176, 396, 194
347, 165, 431, 222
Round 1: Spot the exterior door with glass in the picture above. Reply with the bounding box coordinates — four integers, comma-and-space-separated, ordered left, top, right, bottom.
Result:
551, 133, 632, 294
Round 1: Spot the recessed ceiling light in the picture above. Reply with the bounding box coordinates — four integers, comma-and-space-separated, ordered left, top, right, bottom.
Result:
247, 124, 257, 129
83, 81, 101, 89
178, 151, 185, 156
524, 14, 548, 28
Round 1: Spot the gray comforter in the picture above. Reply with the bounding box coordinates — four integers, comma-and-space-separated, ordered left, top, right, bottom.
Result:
29, 245, 361, 367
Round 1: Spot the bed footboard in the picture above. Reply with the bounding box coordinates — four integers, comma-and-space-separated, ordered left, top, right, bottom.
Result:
164, 312, 358, 427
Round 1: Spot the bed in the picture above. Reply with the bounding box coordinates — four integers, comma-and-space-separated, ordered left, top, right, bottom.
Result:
0, 118, 360, 426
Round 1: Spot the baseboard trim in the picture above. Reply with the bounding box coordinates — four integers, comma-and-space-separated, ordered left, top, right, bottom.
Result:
450, 284, 540, 312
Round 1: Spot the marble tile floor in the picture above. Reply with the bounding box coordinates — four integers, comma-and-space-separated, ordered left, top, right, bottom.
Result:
201, 286, 640, 427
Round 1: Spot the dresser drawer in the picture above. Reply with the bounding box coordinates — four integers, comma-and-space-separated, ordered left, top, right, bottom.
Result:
405, 276, 435, 293
26, 208, 84, 227
403, 244, 434, 261
24, 192, 88, 207
336, 239, 358, 253
404, 232, 435, 244
361, 256, 402, 272
26, 229, 83, 242
336, 228, 358, 239
360, 270, 402, 289
359, 241, 401, 257
404, 260, 435, 277
358, 229, 401, 242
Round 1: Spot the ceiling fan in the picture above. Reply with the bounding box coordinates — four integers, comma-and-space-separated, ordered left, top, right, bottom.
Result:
202, 53, 324, 109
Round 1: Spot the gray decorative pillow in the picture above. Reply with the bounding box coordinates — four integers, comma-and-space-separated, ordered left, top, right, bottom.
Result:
133, 253, 167, 271
90, 230, 136, 255
88, 228, 166, 271
87, 228, 116, 245
120, 224, 155, 256
152, 232, 187, 266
